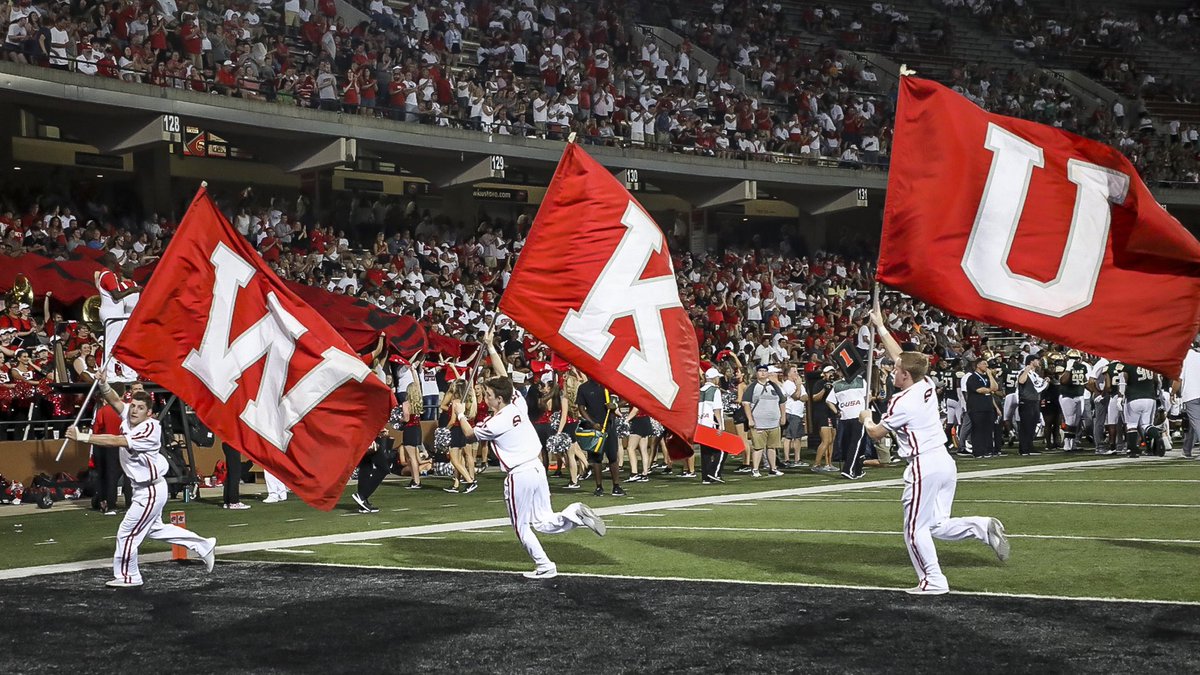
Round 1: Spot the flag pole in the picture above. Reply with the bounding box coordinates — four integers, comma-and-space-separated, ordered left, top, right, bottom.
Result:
848, 282, 880, 476
865, 281, 879, 409
463, 311, 503, 398
55, 318, 126, 462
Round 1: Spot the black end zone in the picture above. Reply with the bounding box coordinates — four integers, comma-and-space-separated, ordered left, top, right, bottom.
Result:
2, 563, 1197, 674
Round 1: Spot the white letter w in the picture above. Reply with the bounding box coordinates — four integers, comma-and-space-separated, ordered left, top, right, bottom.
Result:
182, 243, 372, 452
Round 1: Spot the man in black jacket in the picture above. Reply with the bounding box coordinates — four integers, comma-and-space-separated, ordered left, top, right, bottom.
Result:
965, 357, 999, 458
576, 374, 625, 497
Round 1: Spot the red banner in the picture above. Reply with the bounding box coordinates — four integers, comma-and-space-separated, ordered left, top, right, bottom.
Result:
284, 281, 426, 356
425, 331, 478, 362
113, 189, 395, 510
500, 143, 700, 443
1, 253, 105, 305
880, 76, 1200, 378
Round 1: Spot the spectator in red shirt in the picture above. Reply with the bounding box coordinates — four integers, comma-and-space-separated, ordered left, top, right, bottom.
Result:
214, 60, 238, 94
364, 261, 386, 290
90, 392, 126, 514
261, 234, 282, 263
0, 301, 34, 339
180, 17, 203, 68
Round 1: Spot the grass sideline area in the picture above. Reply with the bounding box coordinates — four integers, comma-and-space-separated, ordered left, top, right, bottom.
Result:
0, 449, 1123, 569
4, 451, 1200, 604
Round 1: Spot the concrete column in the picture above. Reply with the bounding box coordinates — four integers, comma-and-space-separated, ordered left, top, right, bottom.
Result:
797, 213, 829, 254
439, 185, 478, 228
0, 105, 17, 164
133, 146, 172, 219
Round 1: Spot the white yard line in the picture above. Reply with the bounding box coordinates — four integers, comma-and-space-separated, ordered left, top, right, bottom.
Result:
223, 560, 1200, 607
265, 549, 314, 555
0, 456, 1155, 581
961, 479, 1200, 483
764, 498, 1200, 508
602, 525, 1200, 546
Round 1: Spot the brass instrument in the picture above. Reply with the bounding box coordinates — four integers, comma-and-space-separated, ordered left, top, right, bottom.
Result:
6, 274, 32, 308
82, 295, 103, 334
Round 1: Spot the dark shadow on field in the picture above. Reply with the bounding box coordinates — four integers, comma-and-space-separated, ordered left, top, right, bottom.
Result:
3, 563, 1198, 675
628, 533, 1003, 574
1106, 540, 1200, 556
373, 537, 624, 570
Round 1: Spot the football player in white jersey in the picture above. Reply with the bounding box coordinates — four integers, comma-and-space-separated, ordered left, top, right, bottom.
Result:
454, 331, 606, 579
858, 307, 1009, 595
67, 374, 215, 588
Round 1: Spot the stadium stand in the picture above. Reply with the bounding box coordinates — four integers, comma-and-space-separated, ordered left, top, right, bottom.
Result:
0, 0, 1196, 493
3, 0, 1197, 183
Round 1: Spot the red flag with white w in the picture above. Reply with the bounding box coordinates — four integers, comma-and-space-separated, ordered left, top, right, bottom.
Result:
880, 77, 1200, 378
113, 189, 395, 510
500, 143, 702, 444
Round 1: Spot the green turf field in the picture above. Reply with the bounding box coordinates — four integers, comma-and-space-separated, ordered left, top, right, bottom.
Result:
5, 453, 1200, 603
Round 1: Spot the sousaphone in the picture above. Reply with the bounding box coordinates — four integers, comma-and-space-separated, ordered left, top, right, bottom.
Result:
6, 274, 32, 308
82, 295, 103, 334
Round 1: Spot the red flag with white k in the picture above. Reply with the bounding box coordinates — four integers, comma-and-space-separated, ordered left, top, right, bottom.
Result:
500, 143, 701, 443
880, 76, 1200, 378
113, 188, 395, 510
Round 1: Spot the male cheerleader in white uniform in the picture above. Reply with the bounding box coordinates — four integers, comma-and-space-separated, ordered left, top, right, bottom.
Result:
94, 255, 141, 383
454, 331, 606, 579
67, 373, 216, 588
858, 307, 1009, 595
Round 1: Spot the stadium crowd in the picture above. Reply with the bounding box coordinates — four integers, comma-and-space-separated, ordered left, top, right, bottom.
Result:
1, 179, 1193, 510
3, 0, 1198, 182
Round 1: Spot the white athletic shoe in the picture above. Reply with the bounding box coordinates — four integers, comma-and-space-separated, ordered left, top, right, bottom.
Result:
904, 585, 948, 596
106, 579, 143, 589
262, 495, 286, 504
202, 537, 217, 573
523, 566, 558, 579
987, 518, 1010, 562
577, 504, 607, 537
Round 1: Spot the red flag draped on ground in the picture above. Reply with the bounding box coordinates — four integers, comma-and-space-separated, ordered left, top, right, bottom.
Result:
500, 143, 712, 447
880, 76, 1200, 378
113, 188, 395, 510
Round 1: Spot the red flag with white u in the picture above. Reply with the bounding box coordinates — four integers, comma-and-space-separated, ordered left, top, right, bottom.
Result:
880, 77, 1200, 377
